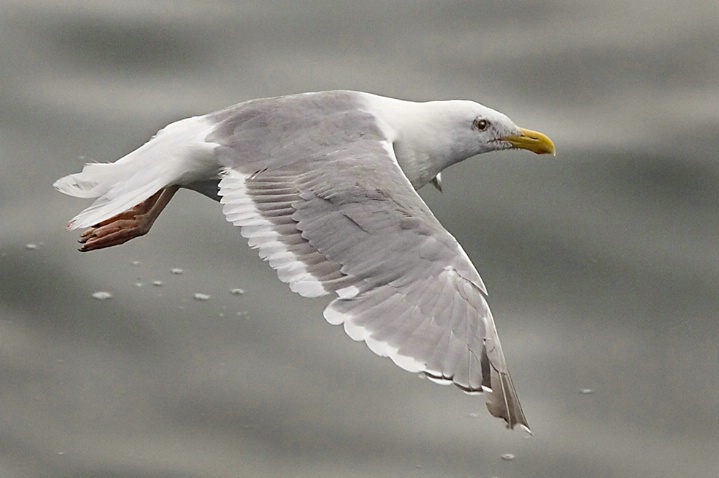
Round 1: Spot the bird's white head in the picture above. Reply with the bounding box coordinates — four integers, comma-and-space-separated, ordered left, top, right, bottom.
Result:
434, 100, 556, 161
369, 94, 555, 189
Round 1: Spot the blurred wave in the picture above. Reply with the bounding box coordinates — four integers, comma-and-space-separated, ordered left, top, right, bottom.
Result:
1, 1, 718, 477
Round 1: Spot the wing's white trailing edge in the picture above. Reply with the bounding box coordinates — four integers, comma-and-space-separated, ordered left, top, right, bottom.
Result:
219, 169, 331, 299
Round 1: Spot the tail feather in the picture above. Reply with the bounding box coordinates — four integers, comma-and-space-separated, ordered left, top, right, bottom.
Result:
54, 115, 219, 231
66, 177, 167, 230
53, 162, 138, 198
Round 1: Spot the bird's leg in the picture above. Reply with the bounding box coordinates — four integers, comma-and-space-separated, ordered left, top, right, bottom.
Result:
79, 185, 180, 252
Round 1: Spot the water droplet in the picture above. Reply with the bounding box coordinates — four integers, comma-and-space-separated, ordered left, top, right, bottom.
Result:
579, 388, 594, 394
193, 293, 210, 301
152, 280, 164, 287
501, 453, 515, 461
25, 243, 38, 250
171, 268, 184, 275
231, 288, 245, 295
92, 291, 113, 300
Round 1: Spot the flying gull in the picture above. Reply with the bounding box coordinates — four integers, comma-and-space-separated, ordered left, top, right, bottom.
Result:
54, 91, 555, 432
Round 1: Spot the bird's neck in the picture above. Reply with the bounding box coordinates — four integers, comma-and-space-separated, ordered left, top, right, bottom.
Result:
364, 95, 474, 190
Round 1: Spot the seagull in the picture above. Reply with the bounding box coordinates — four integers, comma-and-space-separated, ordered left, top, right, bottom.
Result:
54, 91, 555, 432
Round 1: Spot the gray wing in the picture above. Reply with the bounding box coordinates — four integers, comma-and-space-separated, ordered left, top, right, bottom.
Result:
212, 98, 528, 431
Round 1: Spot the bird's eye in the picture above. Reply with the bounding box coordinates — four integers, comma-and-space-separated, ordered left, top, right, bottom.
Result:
473, 118, 489, 131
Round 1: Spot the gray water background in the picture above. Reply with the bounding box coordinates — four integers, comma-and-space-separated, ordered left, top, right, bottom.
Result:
1, 1, 718, 477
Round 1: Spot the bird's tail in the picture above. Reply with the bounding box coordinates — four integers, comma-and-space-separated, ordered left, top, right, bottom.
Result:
54, 116, 218, 230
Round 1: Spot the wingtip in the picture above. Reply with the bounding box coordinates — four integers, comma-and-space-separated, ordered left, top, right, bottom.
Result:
484, 364, 530, 432
517, 423, 533, 435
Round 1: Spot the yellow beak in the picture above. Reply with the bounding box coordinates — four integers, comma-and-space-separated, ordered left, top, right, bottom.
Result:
503, 128, 556, 156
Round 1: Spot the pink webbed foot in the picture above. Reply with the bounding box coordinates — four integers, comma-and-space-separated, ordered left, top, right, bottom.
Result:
78, 186, 179, 251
